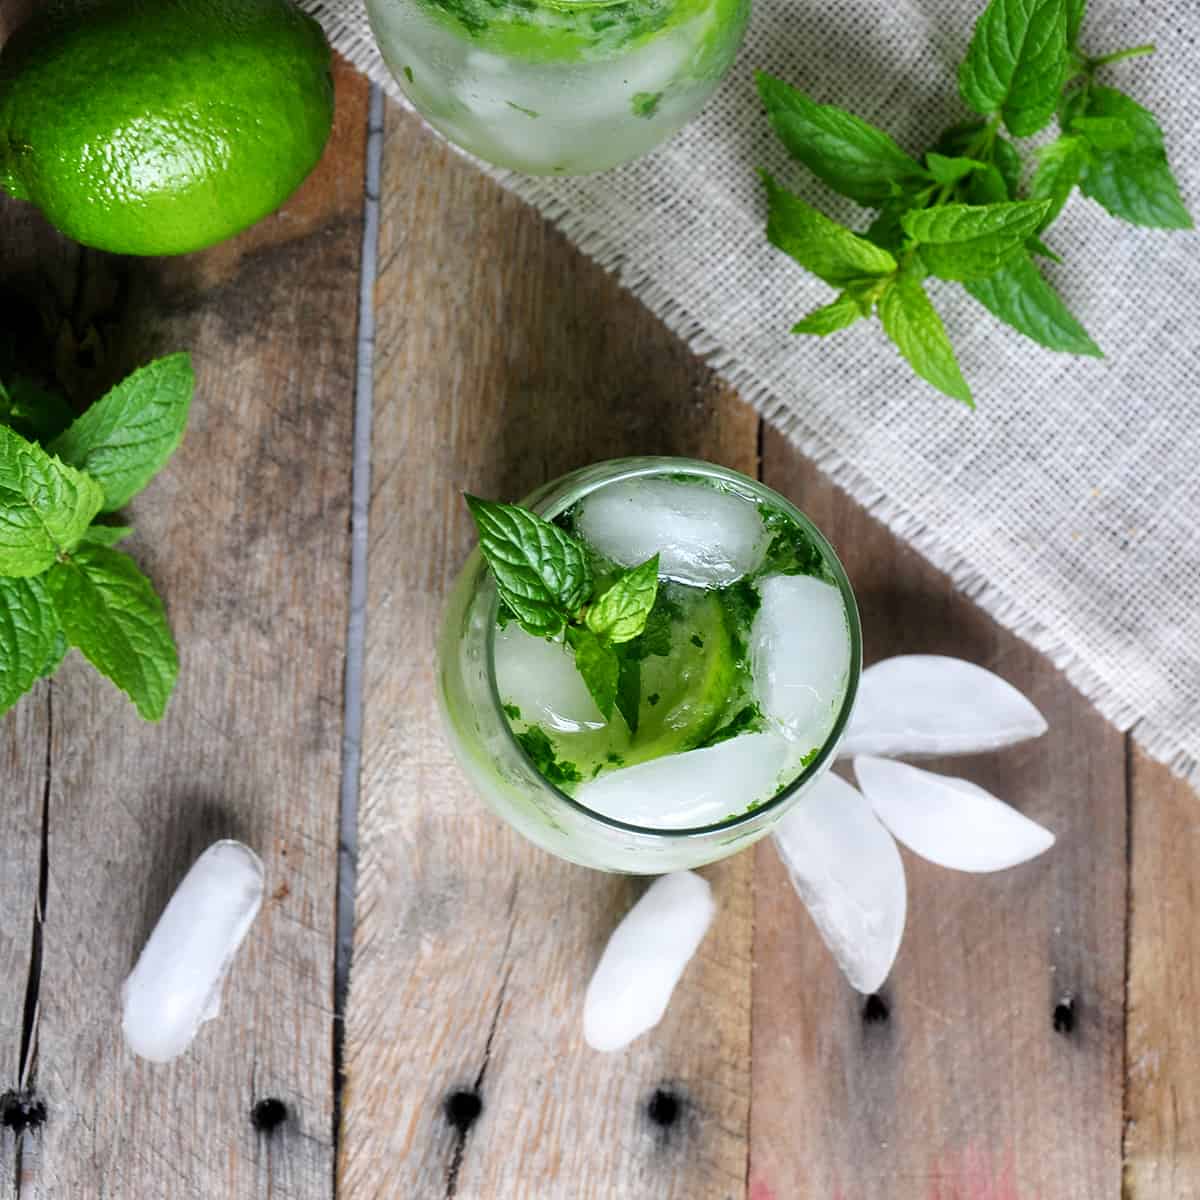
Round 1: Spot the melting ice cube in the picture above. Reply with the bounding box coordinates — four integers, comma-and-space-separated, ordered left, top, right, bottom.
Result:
122, 841, 265, 1063
752, 574, 851, 750
854, 756, 1055, 873
494, 623, 605, 733
839, 655, 1047, 758
576, 477, 768, 587
584, 870, 716, 1052
574, 731, 796, 829
771, 771, 905, 994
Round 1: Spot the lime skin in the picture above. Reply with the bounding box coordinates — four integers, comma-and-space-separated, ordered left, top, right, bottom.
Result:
0, 0, 334, 255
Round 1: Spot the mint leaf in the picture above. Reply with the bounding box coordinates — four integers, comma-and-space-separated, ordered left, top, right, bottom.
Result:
965, 254, 1102, 356
966, 166, 1013, 207
466, 495, 592, 638
1069, 115, 1134, 151
1074, 87, 1192, 230
1066, 0, 1085, 45
79, 524, 133, 547
46, 544, 177, 720
586, 554, 659, 644
0, 375, 75, 442
0, 574, 62, 716
38, 628, 68, 678
1030, 135, 1088, 228
615, 654, 641, 734
764, 173, 898, 288
515, 726, 581, 789
926, 153, 985, 186
901, 200, 1050, 281
756, 73, 930, 207
878, 269, 973, 406
931, 122, 1022, 196
1027, 235, 1062, 262
565, 625, 618, 720
958, 0, 1070, 137
0, 424, 104, 577
49, 353, 193, 513
792, 293, 865, 335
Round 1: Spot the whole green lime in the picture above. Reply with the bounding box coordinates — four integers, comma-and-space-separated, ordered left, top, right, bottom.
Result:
0, 0, 334, 255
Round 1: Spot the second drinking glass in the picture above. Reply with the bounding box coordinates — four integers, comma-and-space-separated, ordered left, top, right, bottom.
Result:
366, 0, 749, 173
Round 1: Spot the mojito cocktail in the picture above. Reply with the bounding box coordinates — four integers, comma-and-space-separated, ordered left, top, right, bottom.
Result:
366, 0, 748, 173
438, 458, 861, 872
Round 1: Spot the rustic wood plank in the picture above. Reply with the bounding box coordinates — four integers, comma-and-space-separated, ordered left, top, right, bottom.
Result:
0, 143, 104, 1197
0, 687, 45, 1193
0, 55, 367, 1199
751, 426, 1127, 1200
341, 100, 758, 1199
1124, 747, 1200, 1198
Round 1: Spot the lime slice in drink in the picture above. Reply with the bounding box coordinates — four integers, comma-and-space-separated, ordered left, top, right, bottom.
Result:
630, 589, 738, 763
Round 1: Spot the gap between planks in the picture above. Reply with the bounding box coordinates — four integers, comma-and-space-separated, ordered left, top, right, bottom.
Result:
334, 79, 386, 1179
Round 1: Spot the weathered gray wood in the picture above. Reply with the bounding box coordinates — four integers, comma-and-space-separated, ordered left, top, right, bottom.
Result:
1124, 746, 1200, 1198
341, 99, 759, 1199
750, 426, 1128, 1200
0, 147, 98, 1199
0, 687, 45, 1195
0, 55, 368, 1199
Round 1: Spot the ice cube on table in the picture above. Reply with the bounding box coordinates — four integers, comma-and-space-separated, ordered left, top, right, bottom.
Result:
752, 574, 851, 749
839, 655, 1047, 758
584, 870, 716, 1052
122, 840, 265, 1063
576, 477, 768, 587
771, 771, 906, 994
575, 731, 795, 829
854, 755, 1055, 873
494, 623, 605, 733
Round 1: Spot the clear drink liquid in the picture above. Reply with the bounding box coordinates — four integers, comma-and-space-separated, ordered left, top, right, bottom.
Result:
438, 459, 861, 872
366, 0, 749, 173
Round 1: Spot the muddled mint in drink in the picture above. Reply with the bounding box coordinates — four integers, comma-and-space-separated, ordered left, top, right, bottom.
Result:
366, 0, 748, 174
478, 473, 854, 829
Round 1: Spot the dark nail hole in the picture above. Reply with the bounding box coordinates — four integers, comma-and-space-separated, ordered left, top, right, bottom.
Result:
1, 1090, 47, 1134
647, 1089, 680, 1128
251, 1098, 288, 1133
444, 1090, 483, 1134
1053, 993, 1076, 1035
862, 993, 889, 1024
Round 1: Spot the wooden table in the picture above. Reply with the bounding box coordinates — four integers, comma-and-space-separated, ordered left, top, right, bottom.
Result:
0, 55, 1196, 1200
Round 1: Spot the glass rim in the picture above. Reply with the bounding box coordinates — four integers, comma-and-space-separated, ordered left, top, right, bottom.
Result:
482, 456, 863, 840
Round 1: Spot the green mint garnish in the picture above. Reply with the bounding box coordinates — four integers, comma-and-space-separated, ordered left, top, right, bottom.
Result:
696, 702, 766, 749
632, 91, 661, 119
565, 624, 620, 720
469, 498, 663, 730
502, 702, 521, 721
515, 727, 581, 789
586, 553, 659, 644
757, 0, 1190, 405
466, 495, 592, 638
0, 354, 191, 721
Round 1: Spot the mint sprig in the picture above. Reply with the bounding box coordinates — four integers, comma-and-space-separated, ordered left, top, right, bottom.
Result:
0, 354, 192, 721
465, 496, 660, 730
758, 0, 1191, 406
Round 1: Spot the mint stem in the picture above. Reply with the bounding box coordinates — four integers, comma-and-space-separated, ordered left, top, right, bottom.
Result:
1087, 43, 1157, 70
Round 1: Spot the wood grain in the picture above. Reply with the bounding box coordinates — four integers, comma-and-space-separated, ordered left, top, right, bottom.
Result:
751, 426, 1128, 1200
1124, 747, 1200, 1199
0, 56, 367, 1199
341, 100, 759, 1200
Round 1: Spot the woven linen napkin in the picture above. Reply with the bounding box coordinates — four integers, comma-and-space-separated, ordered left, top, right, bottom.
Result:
304, 0, 1200, 788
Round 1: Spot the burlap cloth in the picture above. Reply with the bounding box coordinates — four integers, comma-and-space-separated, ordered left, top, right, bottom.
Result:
304, 0, 1200, 787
